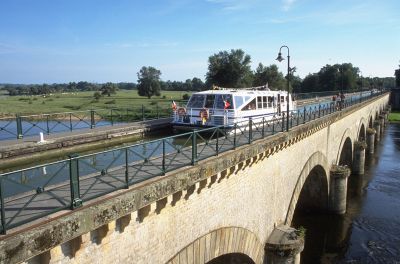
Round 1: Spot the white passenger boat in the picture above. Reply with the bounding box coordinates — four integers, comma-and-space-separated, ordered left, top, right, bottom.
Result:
171, 85, 296, 132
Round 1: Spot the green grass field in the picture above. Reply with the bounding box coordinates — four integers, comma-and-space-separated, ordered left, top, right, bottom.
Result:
388, 112, 400, 122
0, 90, 191, 117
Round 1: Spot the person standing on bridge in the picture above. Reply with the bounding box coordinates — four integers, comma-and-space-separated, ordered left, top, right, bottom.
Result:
332, 94, 337, 110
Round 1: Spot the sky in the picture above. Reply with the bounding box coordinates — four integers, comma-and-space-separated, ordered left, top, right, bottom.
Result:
0, 0, 399, 84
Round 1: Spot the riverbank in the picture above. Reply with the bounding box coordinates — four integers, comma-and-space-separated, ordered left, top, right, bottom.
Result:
388, 111, 400, 122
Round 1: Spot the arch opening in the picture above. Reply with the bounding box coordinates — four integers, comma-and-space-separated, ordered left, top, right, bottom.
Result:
206, 253, 255, 264
358, 123, 366, 142
292, 165, 328, 215
291, 165, 329, 263
338, 137, 353, 167
368, 116, 373, 128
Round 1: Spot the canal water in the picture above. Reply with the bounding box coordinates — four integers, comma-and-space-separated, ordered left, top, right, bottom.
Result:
293, 123, 400, 263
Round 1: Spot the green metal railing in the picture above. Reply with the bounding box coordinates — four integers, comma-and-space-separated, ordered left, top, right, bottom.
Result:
0, 105, 173, 141
0, 90, 386, 234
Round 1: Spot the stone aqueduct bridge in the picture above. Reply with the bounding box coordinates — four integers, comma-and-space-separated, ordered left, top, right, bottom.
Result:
1, 94, 390, 264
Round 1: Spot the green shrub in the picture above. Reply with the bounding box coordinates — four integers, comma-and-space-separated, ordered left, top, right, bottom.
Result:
32, 97, 38, 101
182, 94, 190, 100
104, 99, 116, 104
18, 97, 30, 101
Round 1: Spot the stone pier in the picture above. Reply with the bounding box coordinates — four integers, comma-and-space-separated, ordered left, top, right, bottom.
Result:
374, 120, 381, 142
366, 128, 376, 154
264, 225, 304, 264
353, 141, 367, 175
329, 165, 351, 214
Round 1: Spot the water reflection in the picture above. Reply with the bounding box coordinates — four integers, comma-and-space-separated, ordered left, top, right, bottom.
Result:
292, 123, 400, 263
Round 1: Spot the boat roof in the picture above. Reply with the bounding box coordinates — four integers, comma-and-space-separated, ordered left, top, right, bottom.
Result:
193, 89, 289, 96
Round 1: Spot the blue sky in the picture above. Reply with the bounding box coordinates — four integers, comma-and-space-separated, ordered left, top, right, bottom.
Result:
0, 0, 399, 84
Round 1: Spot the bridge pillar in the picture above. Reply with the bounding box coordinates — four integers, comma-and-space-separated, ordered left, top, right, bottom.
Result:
328, 165, 351, 214
264, 225, 304, 264
373, 120, 381, 142
379, 115, 385, 135
353, 141, 366, 175
366, 128, 376, 154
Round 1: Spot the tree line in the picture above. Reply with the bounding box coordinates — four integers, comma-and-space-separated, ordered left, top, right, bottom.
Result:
2, 49, 397, 98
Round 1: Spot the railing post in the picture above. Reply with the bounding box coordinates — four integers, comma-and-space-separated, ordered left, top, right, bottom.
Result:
191, 132, 197, 165
46, 115, 50, 134
281, 114, 284, 132
90, 110, 95, 129
303, 108, 306, 124
16, 114, 23, 139
249, 117, 252, 144
318, 104, 321, 118
0, 178, 6, 234
233, 123, 237, 149
297, 110, 300, 125
216, 128, 219, 155
262, 117, 265, 138
142, 104, 145, 121
69, 113, 73, 131
69, 154, 82, 209
272, 117, 275, 134
125, 148, 129, 188
162, 139, 166, 174
111, 109, 114, 126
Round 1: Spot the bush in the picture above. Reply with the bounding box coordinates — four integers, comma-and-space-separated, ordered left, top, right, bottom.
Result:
162, 95, 166, 99
28, 100, 32, 104
104, 99, 116, 104
18, 97, 30, 101
32, 97, 38, 101
42, 101, 45, 105
182, 93, 190, 100
46, 98, 54, 101
93, 91, 102, 100
150, 101, 157, 105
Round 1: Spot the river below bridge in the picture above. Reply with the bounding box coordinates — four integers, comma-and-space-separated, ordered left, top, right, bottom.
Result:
293, 123, 400, 263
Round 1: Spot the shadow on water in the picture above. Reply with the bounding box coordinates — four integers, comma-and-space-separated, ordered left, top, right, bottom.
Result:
292, 123, 400, 263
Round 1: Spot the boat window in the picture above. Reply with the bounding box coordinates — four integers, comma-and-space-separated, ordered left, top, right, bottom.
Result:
234, 96, 244, 109
187, 94, 205, 108
205, 94, 215, 108
257, 96, 263, 109
243, 98, 256, 111
215, 94, 233, 109
263, 96, 268, 108
280, 96, 285, 103
244, 96, 251, 102
268, 96, 274, 107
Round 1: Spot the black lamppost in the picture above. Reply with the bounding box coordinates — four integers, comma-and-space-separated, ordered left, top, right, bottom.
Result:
276, 45, 291, 132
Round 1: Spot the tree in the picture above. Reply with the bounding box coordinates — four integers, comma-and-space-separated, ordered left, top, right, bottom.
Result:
137, 66, 161, 98
206, 49, 253, 88
101, 82, 118, 96
301, 73, 319, 93
191, 77, 204, 91
253, 63, 285, 90
395, 64, 400, 87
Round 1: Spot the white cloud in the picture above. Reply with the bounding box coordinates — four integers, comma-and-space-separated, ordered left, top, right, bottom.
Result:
282, 0, 296, 11
206, 0, 258, 11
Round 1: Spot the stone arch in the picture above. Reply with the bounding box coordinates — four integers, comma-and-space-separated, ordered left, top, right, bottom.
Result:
167, 227, 264, 264
336, 129, 353, 167
285, 151, 329, 224
368, 115, 373, 128
357, 118, 367, 141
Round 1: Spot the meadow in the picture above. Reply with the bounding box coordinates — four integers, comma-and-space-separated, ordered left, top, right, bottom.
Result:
0, 90, 191, 117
